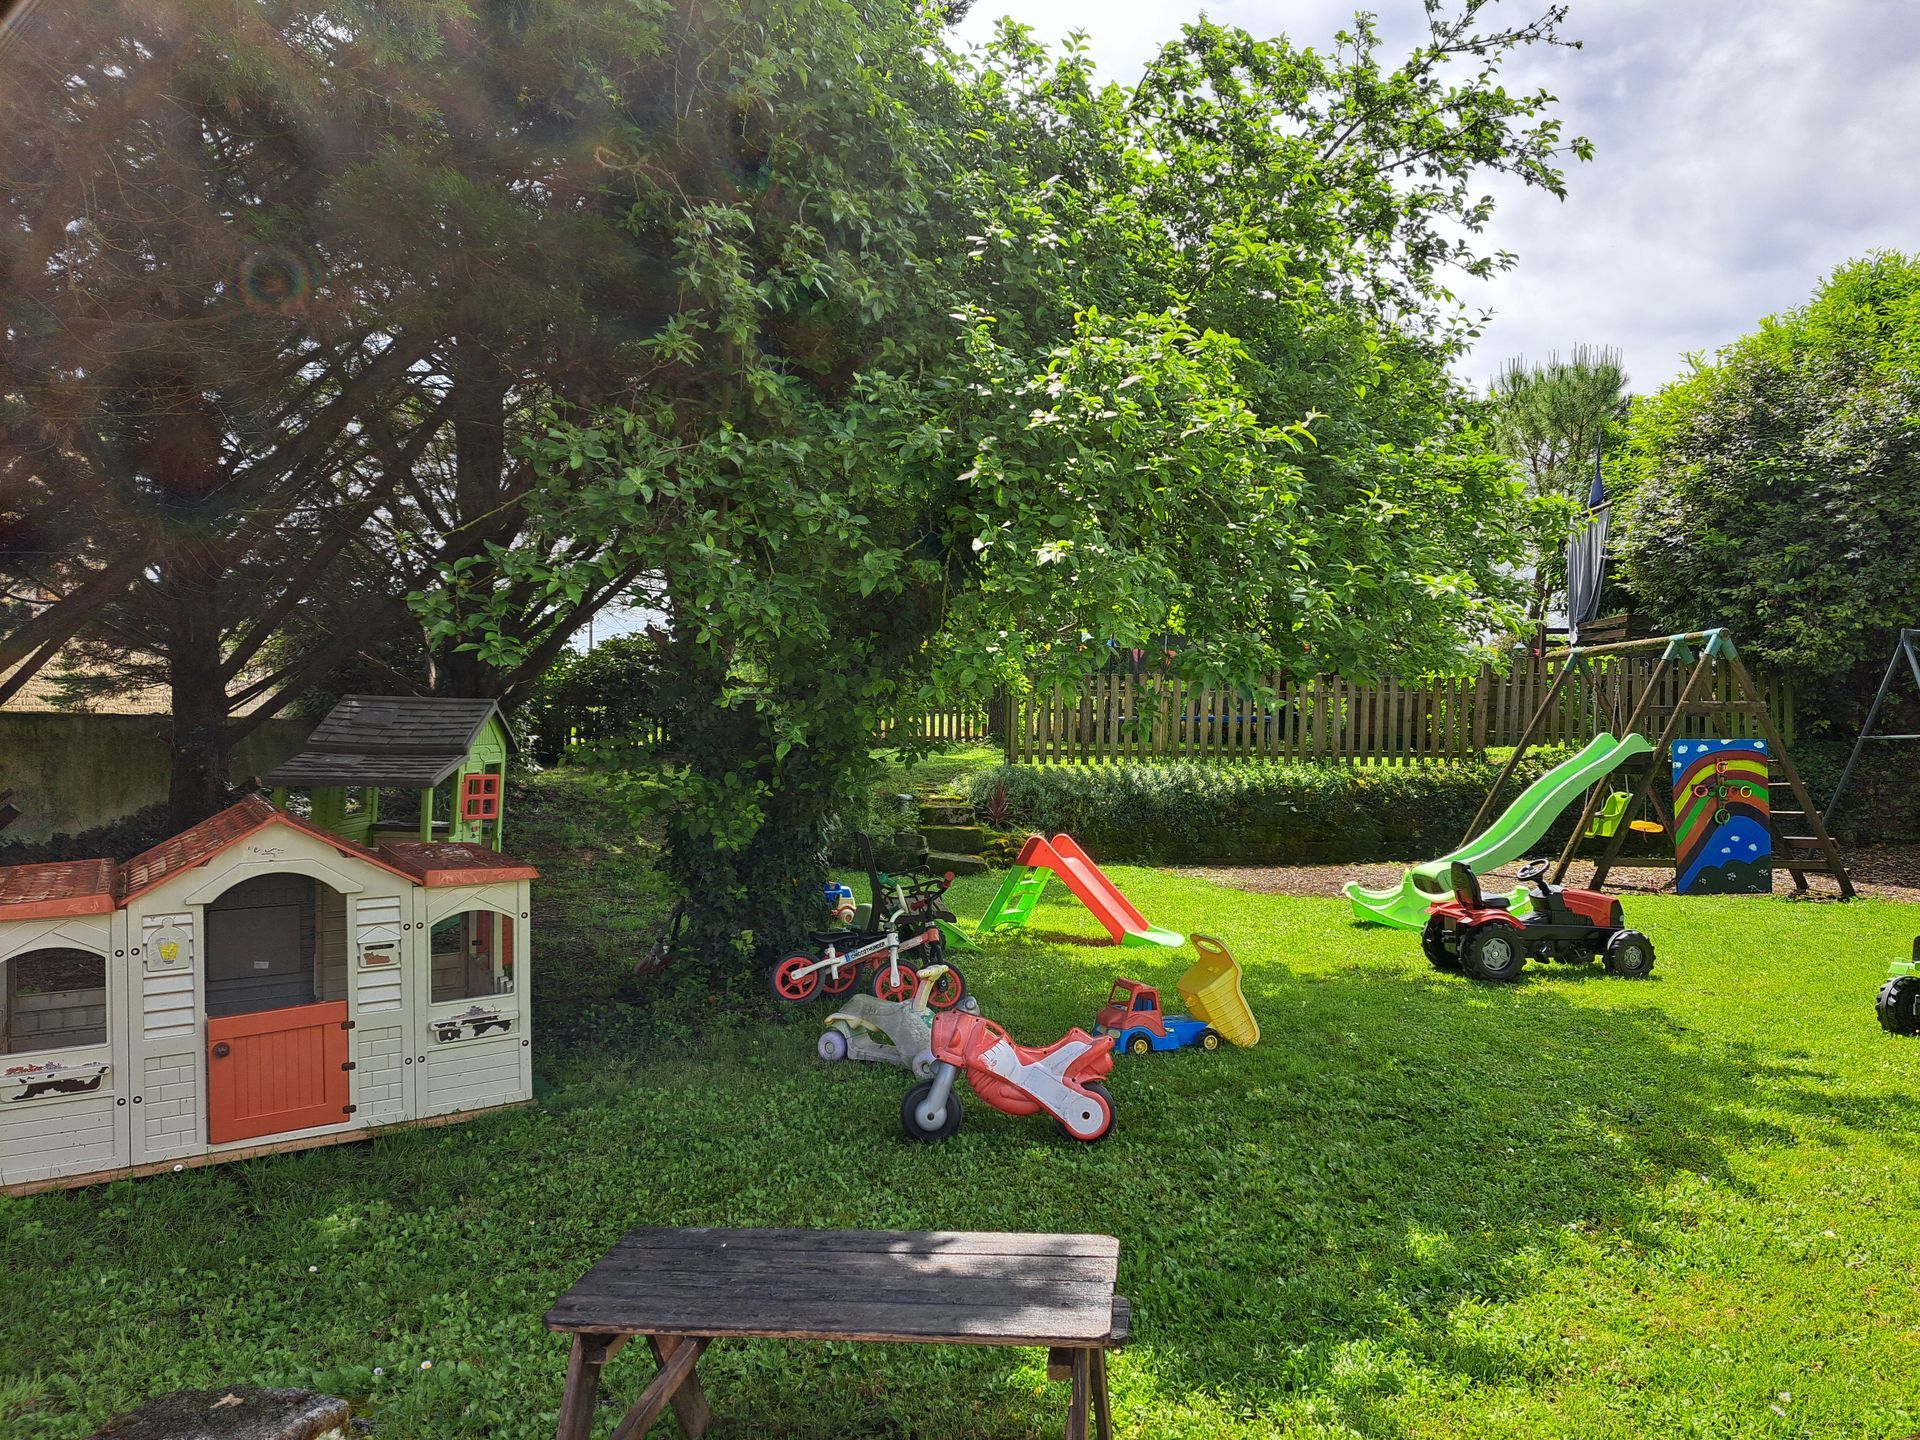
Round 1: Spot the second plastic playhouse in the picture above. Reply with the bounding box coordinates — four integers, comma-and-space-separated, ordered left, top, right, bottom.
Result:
978, 834, 1182, 948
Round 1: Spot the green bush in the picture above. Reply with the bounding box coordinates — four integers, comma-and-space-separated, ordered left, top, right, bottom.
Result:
963, 750, 1592, 864
519, 634, 665, 762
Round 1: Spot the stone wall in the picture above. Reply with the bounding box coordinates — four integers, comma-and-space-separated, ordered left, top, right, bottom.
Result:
0, 715, 314, 842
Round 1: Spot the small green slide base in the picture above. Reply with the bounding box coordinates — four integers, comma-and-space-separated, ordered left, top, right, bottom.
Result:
1343, 877, 1528, 931
1122, 925, 1186, 948
935, 919, 982, 953
1347, 731, 1653, 929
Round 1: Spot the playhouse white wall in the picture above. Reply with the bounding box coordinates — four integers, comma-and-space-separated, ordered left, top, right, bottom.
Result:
1, 825, 532, 1192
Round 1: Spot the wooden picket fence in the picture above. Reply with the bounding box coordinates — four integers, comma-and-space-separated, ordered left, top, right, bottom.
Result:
878, 703, 994, 744
546, 703, 991, 761
1005, 660, 1794, 765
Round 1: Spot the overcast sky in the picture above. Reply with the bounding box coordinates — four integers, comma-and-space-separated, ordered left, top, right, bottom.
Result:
951, 0, 1920, 396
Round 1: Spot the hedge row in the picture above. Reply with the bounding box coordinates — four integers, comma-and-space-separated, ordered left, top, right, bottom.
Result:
959, 749, 1639, 865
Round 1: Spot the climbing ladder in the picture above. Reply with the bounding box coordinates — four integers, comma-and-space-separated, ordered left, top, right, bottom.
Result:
977, 864, 1051, 933
1827, 627, 1920, 830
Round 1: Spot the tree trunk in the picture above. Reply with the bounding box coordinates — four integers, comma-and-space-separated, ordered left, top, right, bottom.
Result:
164, 546, 236, 829
435, 336, 513, 700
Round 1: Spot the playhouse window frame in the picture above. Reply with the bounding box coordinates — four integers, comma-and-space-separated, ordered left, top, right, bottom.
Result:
1, 945, 111, 1058
428, 905, 517, 1005
460, 771, 502, 824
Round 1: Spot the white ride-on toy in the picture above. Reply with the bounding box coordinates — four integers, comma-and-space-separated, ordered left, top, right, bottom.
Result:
816, 963, 977, 1079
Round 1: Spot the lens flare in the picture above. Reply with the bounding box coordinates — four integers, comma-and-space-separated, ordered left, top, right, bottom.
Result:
233, 247, 314, 314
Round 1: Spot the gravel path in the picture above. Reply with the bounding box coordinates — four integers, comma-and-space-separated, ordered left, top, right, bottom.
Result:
1174, 843, 1920, 903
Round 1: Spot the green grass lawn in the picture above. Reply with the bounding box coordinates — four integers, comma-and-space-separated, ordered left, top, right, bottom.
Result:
8, 847, 1920, 1437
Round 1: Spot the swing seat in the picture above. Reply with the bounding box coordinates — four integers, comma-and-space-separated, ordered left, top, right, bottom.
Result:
1584, 791, 1631, 838
1628, 818, 1665, 834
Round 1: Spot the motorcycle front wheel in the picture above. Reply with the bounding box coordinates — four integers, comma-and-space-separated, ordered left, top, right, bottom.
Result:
901, 1079, 964, 1142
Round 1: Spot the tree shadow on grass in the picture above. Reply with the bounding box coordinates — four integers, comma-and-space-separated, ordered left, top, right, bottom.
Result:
1065, 955, 1920, 1438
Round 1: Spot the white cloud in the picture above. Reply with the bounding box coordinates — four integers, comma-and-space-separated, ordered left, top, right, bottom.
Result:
952, 1, 1920, 391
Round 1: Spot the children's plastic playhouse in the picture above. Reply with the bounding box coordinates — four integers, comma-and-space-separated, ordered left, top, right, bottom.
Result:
262, 694, 513, 849
0, 795, 537, 1194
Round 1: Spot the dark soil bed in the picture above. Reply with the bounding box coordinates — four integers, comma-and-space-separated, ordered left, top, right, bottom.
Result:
1176, 842, 1920, 903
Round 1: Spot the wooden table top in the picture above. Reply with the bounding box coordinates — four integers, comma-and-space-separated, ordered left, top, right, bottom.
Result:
545, 1227, 1124, 1348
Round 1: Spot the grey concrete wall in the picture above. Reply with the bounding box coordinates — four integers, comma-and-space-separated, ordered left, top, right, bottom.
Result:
0, 715, 315, 842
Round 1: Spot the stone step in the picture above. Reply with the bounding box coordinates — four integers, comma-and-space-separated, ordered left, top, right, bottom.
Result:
921, 824, 989, 855
920, 806, 976, 827
927, 849, 990, 876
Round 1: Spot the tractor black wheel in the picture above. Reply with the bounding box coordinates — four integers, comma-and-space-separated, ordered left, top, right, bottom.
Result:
1877, 975, 1920, 1035
1421, 916, 1460, 972
1604, 929, 1656, 979
1460, 925, 1526, 984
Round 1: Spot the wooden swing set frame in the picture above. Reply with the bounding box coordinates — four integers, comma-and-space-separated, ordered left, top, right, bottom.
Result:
1463, 629, 1854, 898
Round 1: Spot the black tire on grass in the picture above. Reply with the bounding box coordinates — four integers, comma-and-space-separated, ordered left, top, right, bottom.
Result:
1422, 916, 1460, 972
1877, 975, 1920, 1035
1461, 925, 1526, 984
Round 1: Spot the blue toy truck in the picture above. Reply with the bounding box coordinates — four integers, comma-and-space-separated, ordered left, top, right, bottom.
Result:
1092, 938, 1261, 1057
1094, 977, 1221, 1055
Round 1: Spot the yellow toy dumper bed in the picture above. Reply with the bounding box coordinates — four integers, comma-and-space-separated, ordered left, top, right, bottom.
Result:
1176, 935, 1260, 1048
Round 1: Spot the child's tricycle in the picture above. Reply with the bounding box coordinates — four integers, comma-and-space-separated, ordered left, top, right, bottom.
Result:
817, 964, 977, 1077
900, 1009, 1115, 1143
1424, 859, 1654, 983
1876, 937, 1920, 1035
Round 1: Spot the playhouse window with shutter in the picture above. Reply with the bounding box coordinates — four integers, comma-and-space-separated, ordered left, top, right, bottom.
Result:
461, 772, 501, 824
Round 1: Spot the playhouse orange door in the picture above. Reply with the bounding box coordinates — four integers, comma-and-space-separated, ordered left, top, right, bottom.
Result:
206, 1001, 349, 1144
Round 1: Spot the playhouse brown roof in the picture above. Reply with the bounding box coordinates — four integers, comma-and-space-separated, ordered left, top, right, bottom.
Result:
262, 695, 504, 789
378, 842, 540, 887
0, 858, 119, 920
118, 794, 416, 899
0, 797, 538, 920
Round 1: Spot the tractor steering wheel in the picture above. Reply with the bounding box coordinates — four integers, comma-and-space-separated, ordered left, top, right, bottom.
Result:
1515, 858, 1550, 887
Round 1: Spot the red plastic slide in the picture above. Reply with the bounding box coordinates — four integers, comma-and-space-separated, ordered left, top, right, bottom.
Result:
976, 832, 1184, 948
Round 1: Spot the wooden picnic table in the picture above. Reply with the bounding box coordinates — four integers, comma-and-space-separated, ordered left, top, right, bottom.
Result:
545, 1226, 1130, 1440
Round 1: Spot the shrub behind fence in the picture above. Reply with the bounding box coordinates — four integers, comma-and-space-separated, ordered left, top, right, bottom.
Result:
1005, 659, 1794, 765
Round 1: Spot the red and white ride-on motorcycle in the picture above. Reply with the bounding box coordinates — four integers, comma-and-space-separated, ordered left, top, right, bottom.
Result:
900, 1009, 1116, 1143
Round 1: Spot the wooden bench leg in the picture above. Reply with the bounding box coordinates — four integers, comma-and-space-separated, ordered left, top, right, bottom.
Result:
650, 1336, 714, 1437
1064, 1348, 1092, 1440
555, 1333, 616, 1440
608, 1336, 710, 1440
1091, 1348, 1113, 1440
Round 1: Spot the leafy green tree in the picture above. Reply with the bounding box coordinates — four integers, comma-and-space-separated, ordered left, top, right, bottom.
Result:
434, 1, 1588, 963
1612, 253, 1920, 717
1484, 345, 1630, 619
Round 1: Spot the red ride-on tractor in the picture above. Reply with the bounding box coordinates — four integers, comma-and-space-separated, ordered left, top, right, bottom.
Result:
1423, 859, 1655, 984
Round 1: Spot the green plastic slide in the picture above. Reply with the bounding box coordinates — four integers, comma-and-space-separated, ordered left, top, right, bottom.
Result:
1344, 731, 1655, 930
